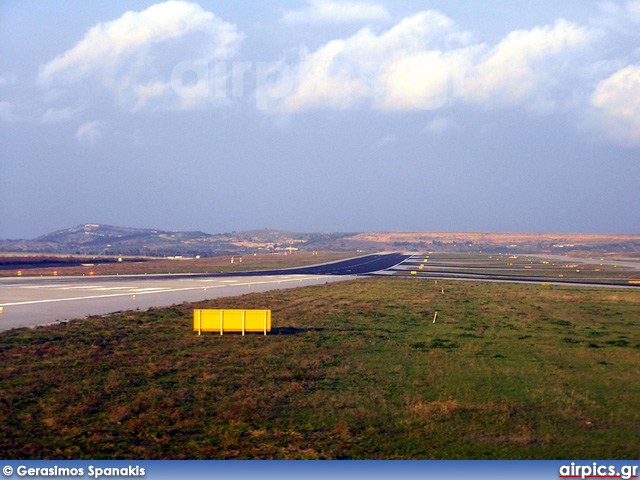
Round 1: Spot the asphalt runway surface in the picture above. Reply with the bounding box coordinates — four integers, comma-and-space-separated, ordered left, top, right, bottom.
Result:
0, 253, 409, 331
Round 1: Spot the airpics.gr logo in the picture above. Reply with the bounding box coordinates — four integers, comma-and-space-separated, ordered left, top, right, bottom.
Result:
559, 462, 639, 480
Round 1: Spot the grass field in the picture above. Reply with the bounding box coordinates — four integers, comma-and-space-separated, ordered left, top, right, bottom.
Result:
1, 277, 639, 459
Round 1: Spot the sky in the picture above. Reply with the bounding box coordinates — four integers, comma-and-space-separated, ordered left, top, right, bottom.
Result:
1, 0, 639, 239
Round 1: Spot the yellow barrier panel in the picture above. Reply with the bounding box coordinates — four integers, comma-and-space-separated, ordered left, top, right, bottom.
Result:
194, 309, 271, 336
629, 281, 640, 285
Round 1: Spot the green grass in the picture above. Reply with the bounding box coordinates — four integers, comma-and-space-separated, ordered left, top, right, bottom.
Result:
1, 278, 639, 459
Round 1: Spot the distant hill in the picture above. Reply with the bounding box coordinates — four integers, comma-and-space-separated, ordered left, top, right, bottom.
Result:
0, 224, 355, 257
1, 224, 639, 256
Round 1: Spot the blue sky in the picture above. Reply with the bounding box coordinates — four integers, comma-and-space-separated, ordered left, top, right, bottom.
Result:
1, 0, 639, 239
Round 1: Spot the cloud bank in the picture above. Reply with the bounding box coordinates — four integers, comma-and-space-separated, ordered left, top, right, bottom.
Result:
276, 13, 594, 113
30, 1, 640, 148
39, 1, 243, 111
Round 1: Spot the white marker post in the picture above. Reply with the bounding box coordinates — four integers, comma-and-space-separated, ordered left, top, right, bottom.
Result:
433, 312, 438, 324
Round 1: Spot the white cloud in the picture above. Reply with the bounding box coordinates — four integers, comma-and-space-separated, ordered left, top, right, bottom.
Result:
76, 121, 106, 146
280, 11, 473, 112
282, 0, 389, 25
422, 117, 459, 135
591, 64, 640, 145
0, 101, 15, 122
374, 134, 396, 147
42, 107, 76, 123
39, 1, 243, 111
274, 12, 594, 113
466, 20, 593, 108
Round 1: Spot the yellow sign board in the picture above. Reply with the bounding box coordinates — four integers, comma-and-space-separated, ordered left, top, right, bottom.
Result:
194, 309, 271, 336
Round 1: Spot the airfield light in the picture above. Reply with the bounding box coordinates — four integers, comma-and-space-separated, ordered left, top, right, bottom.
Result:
17, 270, 22, 276
53, 271, 58, 276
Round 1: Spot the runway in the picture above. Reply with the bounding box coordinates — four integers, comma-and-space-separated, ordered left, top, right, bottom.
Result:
0, 253, 409, 331
7, 251, 633, 332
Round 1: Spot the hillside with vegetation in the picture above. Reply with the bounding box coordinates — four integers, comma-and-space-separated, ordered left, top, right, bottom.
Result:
1, 224, 639, 257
